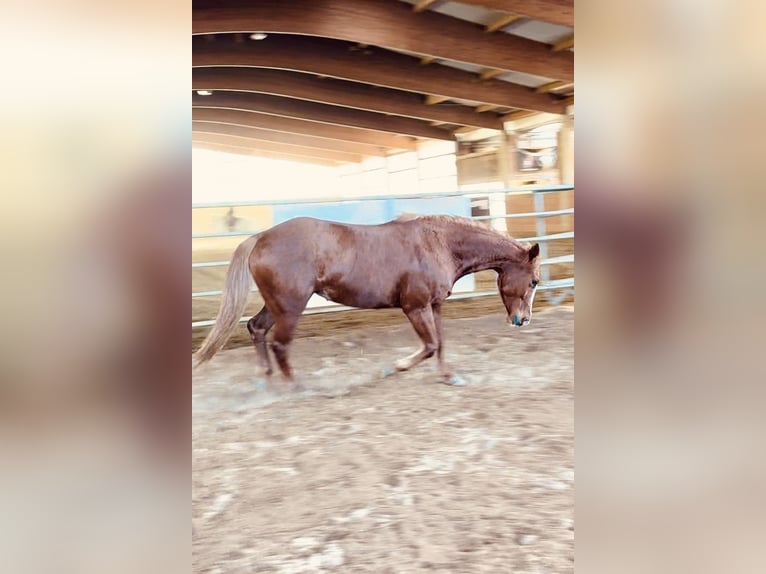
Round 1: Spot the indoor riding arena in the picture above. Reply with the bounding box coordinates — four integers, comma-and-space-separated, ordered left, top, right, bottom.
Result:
193, 1, 574, 572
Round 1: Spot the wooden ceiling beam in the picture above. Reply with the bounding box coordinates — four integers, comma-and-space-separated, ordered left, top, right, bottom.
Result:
420, 56, 437, 65
192, 112, 388, 155
192, 67, 503, 129
193, 97, 419, 150
192, 90, 452, 140
193, 125, 366, 163
193, 36, 565, 113
193, 140, 343, 167
192, 0, 573, 81
452, 1, 573, 28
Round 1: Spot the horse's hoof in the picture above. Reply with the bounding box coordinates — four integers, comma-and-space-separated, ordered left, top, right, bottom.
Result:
382, 367, 396, 378
444, 374, 467, 386
290, 380, 307, 393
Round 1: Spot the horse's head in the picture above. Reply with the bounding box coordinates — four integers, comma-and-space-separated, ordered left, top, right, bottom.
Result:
497, 243, 541, 328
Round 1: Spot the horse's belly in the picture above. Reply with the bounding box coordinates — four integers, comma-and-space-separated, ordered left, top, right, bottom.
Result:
316, 286, 394, 309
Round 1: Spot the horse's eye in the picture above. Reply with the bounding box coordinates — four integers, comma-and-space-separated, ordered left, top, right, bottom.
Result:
531, 279, 539, 288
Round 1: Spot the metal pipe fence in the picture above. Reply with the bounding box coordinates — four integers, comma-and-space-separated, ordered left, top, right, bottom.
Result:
192, 185, 574, 328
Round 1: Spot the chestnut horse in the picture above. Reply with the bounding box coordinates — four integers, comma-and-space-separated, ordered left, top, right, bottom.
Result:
194, 215, 540, 386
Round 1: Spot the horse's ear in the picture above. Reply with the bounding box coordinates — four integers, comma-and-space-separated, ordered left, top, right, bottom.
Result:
528, 242, 540, 262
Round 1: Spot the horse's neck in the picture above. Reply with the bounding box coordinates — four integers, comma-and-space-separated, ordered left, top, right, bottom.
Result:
445, 225, 524, 278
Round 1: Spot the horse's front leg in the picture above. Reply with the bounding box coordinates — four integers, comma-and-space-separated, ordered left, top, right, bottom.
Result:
394, 305, 439, 372
432, 303, 465, 386
432, 303, 450, 376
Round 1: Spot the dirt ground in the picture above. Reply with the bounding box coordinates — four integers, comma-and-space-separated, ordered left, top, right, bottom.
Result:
192, 305, 574, 574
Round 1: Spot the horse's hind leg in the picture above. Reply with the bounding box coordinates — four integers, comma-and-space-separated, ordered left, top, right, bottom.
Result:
395, 304, 439, 372
270, 312, 302, 387
247, 306, 274, 375
256, 272, 312, 389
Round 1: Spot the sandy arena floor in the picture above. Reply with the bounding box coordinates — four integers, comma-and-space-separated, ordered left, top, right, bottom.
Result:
193, 306, 574, 573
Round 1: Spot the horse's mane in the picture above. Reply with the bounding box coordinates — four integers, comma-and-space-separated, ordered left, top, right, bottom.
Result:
395, 213, 529, 247
395, 213, 487, 230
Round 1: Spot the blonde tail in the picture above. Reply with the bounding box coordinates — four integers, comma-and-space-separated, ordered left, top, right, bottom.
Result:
194, 234, 260, 365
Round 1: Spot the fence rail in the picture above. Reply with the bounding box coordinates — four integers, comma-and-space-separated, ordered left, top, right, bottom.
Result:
190, 184, 574, 210
192, 185, 574, 328
473, 207, 573, 220
190, 277, 575, 329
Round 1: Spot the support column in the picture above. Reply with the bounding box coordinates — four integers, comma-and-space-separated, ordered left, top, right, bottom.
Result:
556, 113, 574, 231
557, 115, 574, 185
489, 131, 517, 234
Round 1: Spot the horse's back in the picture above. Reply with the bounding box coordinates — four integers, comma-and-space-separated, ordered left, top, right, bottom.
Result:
253, 217, 383, 269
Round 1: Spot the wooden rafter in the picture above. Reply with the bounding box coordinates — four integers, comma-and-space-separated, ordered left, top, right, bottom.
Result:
412, 0, 441, 12
485, 13, 523, 33
192, 138, 355, 167
192, 115, 387, 156
193, 36, 566, 113
192, 91, 452, 140
192, 1, 573, 81
425, 95, 449, 105
479, 68, 505, 81
453, 126, 484, 136
192, 68, 503, 130
475, 104, 497, 113
193, 125, 366, 163
552, 35, 574, 52
451, 0, 573, 28
501, 109, 538, 122
193, 140, 344, 166
535, 80, 573, 93
193, 101, 419, 150
420, 56, 437, 65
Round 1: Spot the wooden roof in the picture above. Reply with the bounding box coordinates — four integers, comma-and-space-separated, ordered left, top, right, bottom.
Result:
193, 0, 574, 166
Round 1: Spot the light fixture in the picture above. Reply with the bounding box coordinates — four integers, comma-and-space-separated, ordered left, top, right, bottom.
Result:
249, 32, 268, 40
196, 90, 213, 96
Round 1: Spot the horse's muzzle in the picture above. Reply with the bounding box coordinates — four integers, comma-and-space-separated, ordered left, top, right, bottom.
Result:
509, 315, 530, 327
